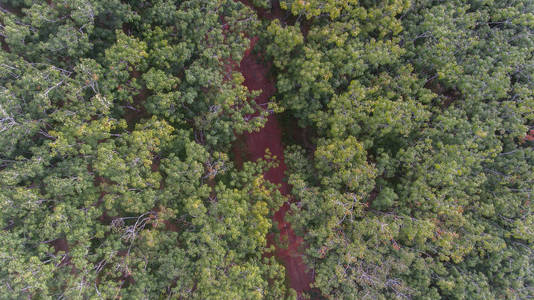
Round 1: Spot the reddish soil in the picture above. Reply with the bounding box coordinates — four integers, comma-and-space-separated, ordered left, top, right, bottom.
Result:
234, 36, 314, 297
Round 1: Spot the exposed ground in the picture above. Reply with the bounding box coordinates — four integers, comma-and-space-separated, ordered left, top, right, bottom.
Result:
233, 34, 314, 297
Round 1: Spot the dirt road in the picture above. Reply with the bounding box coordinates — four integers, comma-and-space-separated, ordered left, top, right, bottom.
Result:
233, 35, 314, 297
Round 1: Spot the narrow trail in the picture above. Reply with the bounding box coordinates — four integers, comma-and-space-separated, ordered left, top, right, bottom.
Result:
233, 35, 314, 297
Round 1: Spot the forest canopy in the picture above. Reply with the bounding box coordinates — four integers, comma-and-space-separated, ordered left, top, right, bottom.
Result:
0, 0, 533, 299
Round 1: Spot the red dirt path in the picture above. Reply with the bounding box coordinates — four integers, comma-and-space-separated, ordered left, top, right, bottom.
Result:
234, 36, 314, 297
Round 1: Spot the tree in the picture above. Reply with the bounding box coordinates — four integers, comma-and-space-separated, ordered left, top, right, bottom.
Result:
267, 0, 534, 298
0, 1, 290, 298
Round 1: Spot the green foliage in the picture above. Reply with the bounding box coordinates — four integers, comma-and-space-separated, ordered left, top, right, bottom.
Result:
270, 0, 534, 299
0, 0, 289, 298
1, 0, 533, 299
249, 0, 271, 9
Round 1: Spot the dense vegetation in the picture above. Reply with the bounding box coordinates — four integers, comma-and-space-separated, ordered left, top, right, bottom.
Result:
1, 0, 533, 299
